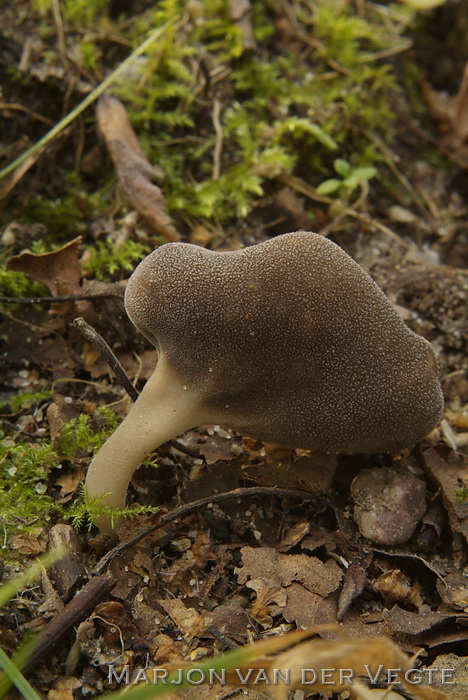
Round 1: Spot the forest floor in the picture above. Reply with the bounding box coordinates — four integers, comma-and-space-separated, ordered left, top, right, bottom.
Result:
0, 1, 467, 699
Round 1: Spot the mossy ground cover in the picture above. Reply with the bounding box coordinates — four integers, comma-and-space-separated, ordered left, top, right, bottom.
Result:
0, 1, 467, 697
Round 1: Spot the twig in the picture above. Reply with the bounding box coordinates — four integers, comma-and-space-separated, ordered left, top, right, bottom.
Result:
73, 318, 200, 457
0, 292, 123, 304
93, 486, 319, 574
73, 317, 139, 402
20, 576, 115, 675
51, 0, 66, 58
362, 129, 432, 221
0, 102, 54, 126
0, 419, 44, 440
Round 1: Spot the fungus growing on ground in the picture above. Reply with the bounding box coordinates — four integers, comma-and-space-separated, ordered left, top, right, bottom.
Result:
85, 232, 444, 530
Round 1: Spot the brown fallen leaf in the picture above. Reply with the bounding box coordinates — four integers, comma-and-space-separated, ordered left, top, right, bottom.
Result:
97, 94, 180, 241
11, 529, 47, 555
157, 598, 209, 638
47, 676, 82, 700
181, 689, 269, 700
337, 561, 368, 621
277, 521, 310, 552
425, 62, 468, 142
278, 581, 337, 629
244, 451, 337, 493
208, 604, 251, 644
7, 237, 83, 297
436, 570, 468, 612
269, 635, 450, 700
383, 605, 467, 648
424, 653, 468, 700
423, 62, 468, 167
92, 601, 146, 650
247, 577, 287, 627
235, 546, 343, 597
422, 448, 468, 545
372, 569, 422, 608
147, 630, 449, 700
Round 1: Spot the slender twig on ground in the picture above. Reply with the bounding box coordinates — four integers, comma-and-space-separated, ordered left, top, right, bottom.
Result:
0, 293, 123, 304
20, 576, 115, 676
74, 317, 139, 402
93, 486, 320, 574
73, 317, 200, 457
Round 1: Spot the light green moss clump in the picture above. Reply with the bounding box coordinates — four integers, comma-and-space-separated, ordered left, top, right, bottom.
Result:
0, 406, 153, 559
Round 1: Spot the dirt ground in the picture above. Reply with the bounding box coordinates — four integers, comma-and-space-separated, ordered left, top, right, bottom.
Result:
0, 1, 467, 699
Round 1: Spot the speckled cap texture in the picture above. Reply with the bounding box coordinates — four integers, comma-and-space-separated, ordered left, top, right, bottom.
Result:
125, 231, 444, 453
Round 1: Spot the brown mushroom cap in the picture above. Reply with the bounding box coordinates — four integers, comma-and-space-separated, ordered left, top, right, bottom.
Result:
125, 231, 443, 453
86, 231, 443, 530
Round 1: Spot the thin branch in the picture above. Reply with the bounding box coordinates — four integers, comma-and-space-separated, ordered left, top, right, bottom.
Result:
20, 576, 115, 675
74, 317, 139, 402
73, 318, 200, 457
0, 292, 123, 304
93, 486, 319, 574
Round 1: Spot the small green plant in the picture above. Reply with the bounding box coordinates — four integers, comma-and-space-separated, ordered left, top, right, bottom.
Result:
86, 239, 152, 281
0, 269, 47, 299
0, 407, 154, 556
72, 484, 154, 531
5, 0, 417, 245
8, 390, 52, 413
316, 158, 378, 198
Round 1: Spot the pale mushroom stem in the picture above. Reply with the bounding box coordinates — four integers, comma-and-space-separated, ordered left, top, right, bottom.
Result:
85, 357, 203, 532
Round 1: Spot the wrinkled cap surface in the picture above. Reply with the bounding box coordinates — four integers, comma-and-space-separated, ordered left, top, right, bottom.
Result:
125, 232, 444, 453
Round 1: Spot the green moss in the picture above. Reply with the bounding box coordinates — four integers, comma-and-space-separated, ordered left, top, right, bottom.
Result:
0, 407, 154, 558
85, 239, 152, 281
0, 270, 47, 299
17, 0, 417, 244
9, 390, 52, 413
33, 0, 110, 26
111, 0, 407, 221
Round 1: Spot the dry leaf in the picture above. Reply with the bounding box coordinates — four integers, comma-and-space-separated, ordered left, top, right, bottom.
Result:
422, 448, 468, 544
268, 635, 446, 700
383, 605, 463, 636
208, 605, 251, 643
47, 676, 82, 700
372, 570, 422, 607
247, 578, 287, 626
235, 546, 342, 597
157, 598, 209, 638
11, 529, 46, 555
279, 581, 337, 629
337, 561, 368, 621
7, 237, 83, 297
97, 95, 180, 241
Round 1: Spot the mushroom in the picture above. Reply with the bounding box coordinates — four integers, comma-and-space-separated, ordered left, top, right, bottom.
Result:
85, 232, 443, 530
